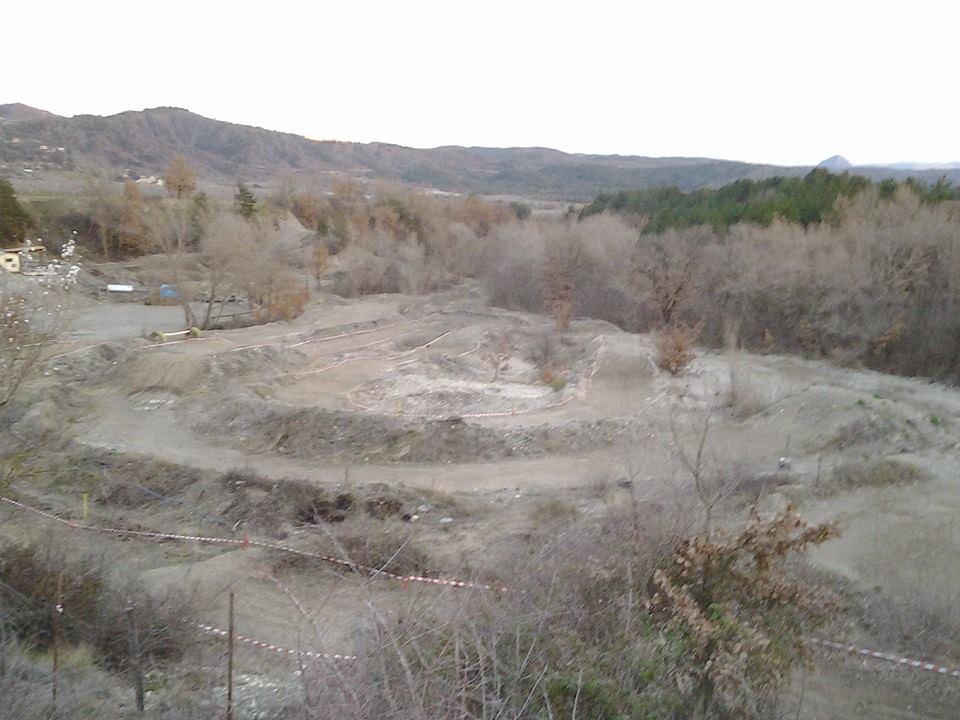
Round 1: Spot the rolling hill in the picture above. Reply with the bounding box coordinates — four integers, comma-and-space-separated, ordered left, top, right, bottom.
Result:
1, 105, 958, 199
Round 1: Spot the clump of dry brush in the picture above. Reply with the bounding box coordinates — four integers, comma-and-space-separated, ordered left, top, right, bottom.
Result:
289, 502, 837, 720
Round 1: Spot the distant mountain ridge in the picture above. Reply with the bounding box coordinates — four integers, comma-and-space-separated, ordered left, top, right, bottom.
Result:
2, 104, 959, 199
881, 161, 960, 171
818, 154, 960, 173
0, 103, 62, 122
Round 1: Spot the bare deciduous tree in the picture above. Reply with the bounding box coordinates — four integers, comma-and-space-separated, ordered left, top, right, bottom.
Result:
164, 155, 196, 199
84, 176, 119, 259
117, 180, 146, 253
633, 229, 702, 327
143, 202, 198, 328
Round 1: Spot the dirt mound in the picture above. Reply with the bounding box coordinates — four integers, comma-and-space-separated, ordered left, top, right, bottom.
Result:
215, 468, 455, 537
118, 352, 210, 395
209, 344, 307, 378
795, 389, 932, 454
21, 444, 207, 513
106, 344, 309, 398
199, 397, 650, 463
46, 342, 130, 383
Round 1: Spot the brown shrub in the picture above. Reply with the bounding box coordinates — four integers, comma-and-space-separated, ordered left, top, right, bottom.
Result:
656, 321, 702, 375
871, 314, 906, 357
262, 285, 309, 322
219, 470, 352, 531
539, 361, 567, 391
270, 519, 435, 579
218, 470, 416, 533
651, 506, 838, 717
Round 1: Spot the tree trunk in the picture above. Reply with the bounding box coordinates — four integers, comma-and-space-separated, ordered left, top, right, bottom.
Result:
180, 297, 196, 329
201, 280, 218, 330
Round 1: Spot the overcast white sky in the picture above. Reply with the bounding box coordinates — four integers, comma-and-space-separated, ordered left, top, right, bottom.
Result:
4, 0, 958, 166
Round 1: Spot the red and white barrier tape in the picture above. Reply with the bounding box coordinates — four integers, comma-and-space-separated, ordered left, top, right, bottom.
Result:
197, 623, 356, 662
0, 495, 505, 592
8, 501, 957, 679
810, 637, 960, 679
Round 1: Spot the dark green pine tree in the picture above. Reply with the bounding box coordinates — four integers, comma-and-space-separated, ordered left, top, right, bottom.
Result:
0, 179, 33, 243
234, 183, 257, 220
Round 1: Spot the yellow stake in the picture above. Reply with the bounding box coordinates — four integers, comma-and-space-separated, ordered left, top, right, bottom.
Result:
82, 493, 89, 520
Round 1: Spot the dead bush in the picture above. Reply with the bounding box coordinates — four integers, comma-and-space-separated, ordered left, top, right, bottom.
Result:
99, 459, 204, 509
528, 496, 578, 524
301, 501, 695, 720
364, 495, 403, 519
818, 458, 930, 496
329, 247, 402, 296
538, 360, 567, 392
0, 640, 120, 720
270, 518, 435, 579
656, 321, 702, 375
260, 284, 308, 322
219, 470, 353, 531
331, 522, 435, 577
30, 447, 203, 509
0, 542, 196, 670
727, 355, 772, 419
219, 470, 416, 533
143, 292, 180, 306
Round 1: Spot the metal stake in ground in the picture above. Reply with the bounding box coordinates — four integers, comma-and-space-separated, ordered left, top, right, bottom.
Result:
51, 571, 64, 720
226, 592, 235, 720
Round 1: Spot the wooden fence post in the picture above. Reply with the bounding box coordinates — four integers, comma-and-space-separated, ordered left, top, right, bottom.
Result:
126, 606, 145, 714
226, 592, 235, 720
50, 571, 63, 720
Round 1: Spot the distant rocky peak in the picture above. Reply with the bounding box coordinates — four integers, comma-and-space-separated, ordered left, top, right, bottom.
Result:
817, 155, 852, 171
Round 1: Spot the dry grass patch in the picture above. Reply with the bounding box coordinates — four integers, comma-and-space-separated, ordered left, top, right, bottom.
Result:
270, 518, 437, 579
818, 458, 930, 496
727, 353, 772, 418
528, 496, 579, 525
0, 542, 197, 669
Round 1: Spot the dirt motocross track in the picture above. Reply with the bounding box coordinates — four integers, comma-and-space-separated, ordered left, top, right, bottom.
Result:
7, 282, 960, 718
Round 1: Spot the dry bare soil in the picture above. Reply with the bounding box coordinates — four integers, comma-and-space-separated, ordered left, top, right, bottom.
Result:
5, 282, 960, 718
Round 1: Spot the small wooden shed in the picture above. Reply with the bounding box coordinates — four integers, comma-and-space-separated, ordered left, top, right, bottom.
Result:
1, 245, 47, 273
0, 251, 20, 273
